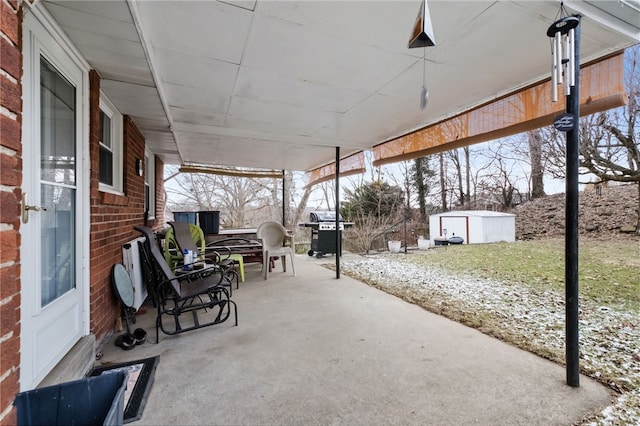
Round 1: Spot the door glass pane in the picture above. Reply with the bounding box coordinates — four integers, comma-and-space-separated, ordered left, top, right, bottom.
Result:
40, 184, 75, 306
40, 57, 75, 185
40, 56, 76, 307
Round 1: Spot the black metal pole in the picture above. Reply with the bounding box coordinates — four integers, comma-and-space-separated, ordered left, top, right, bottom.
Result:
335, 147, 340, 279
282, 170, 286, 227
565, 15, 581, 388
403, 210, 407, 254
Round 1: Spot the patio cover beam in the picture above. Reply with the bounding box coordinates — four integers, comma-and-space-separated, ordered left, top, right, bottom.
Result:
306, 152, 366, 188
372, 51, 626, 166
179, 165, 284, 179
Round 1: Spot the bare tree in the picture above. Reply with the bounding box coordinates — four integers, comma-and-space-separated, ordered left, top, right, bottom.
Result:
468, 146, 495, 208
409, 156, 436, 221
475, 140, 527, 210
528, 130, 546, 199
318, 181, 335, 211
165, 167, 305, 228
342, 213, 396, 254
439, 152, 447, 211
464, 146, 471, 208
448, 148, 465, 206
542, 45, 640, 229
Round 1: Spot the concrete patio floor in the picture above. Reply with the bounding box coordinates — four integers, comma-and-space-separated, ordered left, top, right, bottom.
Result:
96, 254, 613, 425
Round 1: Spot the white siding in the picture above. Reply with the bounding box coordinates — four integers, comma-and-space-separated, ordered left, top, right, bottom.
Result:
429, 211, 515, 244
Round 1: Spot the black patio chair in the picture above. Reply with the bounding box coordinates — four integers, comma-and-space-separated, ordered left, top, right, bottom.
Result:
164, 222, 240, 296
134, 226, 238, 342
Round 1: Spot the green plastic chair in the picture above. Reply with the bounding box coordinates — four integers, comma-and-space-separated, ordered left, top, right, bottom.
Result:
165, 221, 239, 292
163, 222, 207, 268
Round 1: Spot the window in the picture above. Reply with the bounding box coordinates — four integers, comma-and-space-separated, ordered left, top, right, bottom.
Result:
144, 149, 155, 219
98, 93, 123, 193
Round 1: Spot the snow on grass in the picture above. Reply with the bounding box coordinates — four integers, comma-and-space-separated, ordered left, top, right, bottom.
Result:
339, 254, 640, 425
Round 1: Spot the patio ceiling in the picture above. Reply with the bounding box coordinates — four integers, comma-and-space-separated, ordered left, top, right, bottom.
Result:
42, 0, 640, 173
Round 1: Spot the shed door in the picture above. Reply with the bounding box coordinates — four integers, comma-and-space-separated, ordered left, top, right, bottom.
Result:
439, 216, 469, 243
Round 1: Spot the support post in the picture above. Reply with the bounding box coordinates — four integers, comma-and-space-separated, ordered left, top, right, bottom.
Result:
335, 147, 341, 279
547, 11, 581, 388
282, 170, 286, 227
403, 209, 408, 254
565, 16, 581, 388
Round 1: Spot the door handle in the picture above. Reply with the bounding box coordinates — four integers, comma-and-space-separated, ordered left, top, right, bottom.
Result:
21, 193, 47, 224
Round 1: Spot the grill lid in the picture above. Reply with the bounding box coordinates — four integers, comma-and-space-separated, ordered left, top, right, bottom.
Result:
310, 211, 343, 222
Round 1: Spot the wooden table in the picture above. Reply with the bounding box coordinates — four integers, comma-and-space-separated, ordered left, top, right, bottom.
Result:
205, 235, 264, 267
206, 228, 258, 242
205, 229, 282, 273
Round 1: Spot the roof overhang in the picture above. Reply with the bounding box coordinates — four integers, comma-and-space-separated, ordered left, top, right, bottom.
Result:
373, 51, 627, 166
40, 0, 640, 174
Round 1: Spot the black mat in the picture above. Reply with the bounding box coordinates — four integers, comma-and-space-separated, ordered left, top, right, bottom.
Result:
88, 356, 159, 423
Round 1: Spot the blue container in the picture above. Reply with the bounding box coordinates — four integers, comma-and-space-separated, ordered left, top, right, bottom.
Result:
14, 371, 127, 426
173, 211, 197, 224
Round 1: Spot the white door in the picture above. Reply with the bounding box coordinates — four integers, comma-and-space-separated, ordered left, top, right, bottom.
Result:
439, 216, 468, 242
20, 11, 88, 390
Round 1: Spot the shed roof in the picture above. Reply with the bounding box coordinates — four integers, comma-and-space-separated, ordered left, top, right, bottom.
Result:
431, 210, 516, 218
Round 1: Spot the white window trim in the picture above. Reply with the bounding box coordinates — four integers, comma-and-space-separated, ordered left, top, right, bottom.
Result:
145, 149, 156, 219
98, 92, 123, 194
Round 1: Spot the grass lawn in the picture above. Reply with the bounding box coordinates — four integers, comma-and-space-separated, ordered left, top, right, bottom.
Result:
408, 238, 640, 311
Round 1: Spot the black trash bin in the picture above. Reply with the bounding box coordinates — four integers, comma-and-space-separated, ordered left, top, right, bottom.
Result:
198, 211, 220, 234
433, 237, 449, 246
14, 371, 127, 426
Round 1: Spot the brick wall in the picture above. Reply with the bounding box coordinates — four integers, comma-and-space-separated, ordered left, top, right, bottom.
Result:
0, 8, 166, 422
0, 1, 21, 424
88, 71, 164, 343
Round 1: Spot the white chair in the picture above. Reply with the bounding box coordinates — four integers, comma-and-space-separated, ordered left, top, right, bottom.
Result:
256, 221, 296, 280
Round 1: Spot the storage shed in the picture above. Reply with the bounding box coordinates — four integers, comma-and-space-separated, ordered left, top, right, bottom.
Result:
428, 211, 516, 245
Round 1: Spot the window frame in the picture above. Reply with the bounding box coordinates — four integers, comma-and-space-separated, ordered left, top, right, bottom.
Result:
98, 92, 123, 194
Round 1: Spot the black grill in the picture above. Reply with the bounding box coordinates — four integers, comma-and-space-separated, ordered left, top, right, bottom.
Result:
300, 211, 345, 258
309, 211, 343, 223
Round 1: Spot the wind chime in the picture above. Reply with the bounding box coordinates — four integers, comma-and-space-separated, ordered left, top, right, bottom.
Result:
547, 4, 579, 102
408, 0, 436, 111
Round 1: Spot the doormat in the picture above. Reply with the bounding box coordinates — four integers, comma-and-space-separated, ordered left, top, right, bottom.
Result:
88, 356, 159, 423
